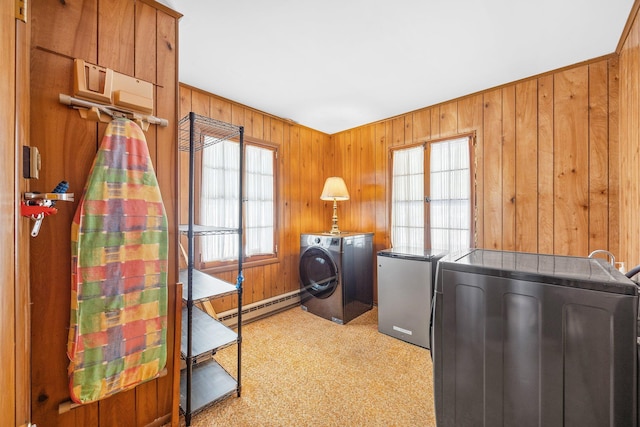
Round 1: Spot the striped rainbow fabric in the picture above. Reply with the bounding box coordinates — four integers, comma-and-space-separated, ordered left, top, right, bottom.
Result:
67, 118, 168, 404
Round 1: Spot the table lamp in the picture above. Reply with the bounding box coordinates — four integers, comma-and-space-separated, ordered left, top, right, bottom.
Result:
320, 177, 349, 234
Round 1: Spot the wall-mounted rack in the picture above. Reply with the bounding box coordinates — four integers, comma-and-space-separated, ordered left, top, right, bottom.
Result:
59, 59, 168, 130
22, 187, 74, 237
59, 94, 168, 130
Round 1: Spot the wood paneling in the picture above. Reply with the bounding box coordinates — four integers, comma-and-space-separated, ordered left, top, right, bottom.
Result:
515, 80, 538, 253
178, 85, 331, 313
619, 2, 640, 268
29, 2, 180, 426
331, 57, 619, 259
2, 3, 35, 427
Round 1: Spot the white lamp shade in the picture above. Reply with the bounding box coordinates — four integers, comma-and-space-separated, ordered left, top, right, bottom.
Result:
320, 177, 350, 201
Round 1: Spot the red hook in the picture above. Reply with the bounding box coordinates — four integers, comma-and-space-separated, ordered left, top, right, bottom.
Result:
20, 201, 58, 218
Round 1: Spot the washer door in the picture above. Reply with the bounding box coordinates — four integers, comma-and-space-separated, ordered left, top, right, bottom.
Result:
299, 246, 339, 299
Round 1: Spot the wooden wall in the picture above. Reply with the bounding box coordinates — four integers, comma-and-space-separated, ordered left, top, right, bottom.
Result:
29, 1, 180, 426
618, 1, 640, 270
3, 0, 31, 425
182, 54, 622, 312
178, 85, 332, 313
331, 57, 620, 261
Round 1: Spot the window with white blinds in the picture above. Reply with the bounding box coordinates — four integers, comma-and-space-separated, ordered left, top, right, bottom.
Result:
200, 139, 276, 263
390, 136, 473, 251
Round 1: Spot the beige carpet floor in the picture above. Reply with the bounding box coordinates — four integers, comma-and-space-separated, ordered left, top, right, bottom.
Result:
182, 306, 436, 426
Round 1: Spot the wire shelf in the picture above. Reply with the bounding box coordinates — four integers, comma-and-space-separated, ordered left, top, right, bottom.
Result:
178, 113, 242, 152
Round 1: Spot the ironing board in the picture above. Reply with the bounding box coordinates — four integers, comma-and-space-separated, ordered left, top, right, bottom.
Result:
67, 118, 168, 404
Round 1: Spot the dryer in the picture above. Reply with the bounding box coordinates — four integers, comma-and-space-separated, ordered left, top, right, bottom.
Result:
299, 232, 373, 324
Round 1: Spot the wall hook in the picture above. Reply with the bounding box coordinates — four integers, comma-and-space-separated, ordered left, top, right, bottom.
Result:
22, 181, 74, 237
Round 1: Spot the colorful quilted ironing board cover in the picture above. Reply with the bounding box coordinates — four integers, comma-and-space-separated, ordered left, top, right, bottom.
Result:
67, 118, 168, 404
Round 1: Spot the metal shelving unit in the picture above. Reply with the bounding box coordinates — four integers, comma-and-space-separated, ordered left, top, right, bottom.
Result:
179, 112, 244, 426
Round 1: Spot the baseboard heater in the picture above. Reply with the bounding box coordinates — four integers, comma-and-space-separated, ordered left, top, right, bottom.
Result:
217, 289, 301, 328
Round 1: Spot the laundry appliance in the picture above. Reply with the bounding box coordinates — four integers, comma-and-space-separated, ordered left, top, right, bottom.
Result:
432, 249, 639, 427
299, 232, 373, 324
377, 247, 446, 348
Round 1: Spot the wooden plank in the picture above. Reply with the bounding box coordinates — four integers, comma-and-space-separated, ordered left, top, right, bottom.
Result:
231, 104, 246, 128
439, 102, 458, 137
392, 117, 405, 146
384, 122, 394, 248
287, 126, 301, 293
628, 22, 640, 265
360, 125, 376, 234
339, 130, 353, 232
248, 266, 262, 305
608, 57, 620, 260
374, 122, 388, 250
263, 262, 274, 300
1, 1, 17, 425
299, 127, 314, 233
458, 95, 484, 247
100, 389, 137, 426
431, 107, 441, 139
619, 39, 630, 263
515, 80, 538, 253
554, 66, 590, 256
210, 96, 232, 123
404, 113, 413, 144
155, 9, 178, 423
412, 109, 431, 141
502, 87, 516, 251
310, 130, 324, 231
250, 110, 264, 140
30, 51, 98, 427
134, 1, 157, 84
351, 128, 363, 232
98, 0, 135, 74
135, 380, 158, 426
31, 0, 98, 62
281, 124, 294, 293
191, 90, 210, 117
588, 60, 610, 254
538, 75, 554, 254
15, 13, 31, 427
482, 89, 503, 249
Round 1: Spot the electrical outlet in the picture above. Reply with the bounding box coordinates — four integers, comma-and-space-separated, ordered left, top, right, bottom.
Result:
22, 146, 40, 179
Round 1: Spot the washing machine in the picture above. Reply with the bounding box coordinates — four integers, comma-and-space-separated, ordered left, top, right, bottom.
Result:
299, 232, 374, 324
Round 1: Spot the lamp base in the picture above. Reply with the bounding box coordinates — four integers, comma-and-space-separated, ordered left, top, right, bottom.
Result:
329, 199, 341, 234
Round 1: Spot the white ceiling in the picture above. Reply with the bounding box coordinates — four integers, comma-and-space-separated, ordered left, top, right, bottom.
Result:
165, 0, 633, 134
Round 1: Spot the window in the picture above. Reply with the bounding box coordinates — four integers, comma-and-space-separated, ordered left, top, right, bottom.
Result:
390, 135, 473, 251
200, 139, 277, 266
391, 145, 424, 249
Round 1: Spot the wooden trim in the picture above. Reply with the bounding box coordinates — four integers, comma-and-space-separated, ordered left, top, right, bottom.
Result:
138, 0, 183, 19
616, 0, 640, 54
